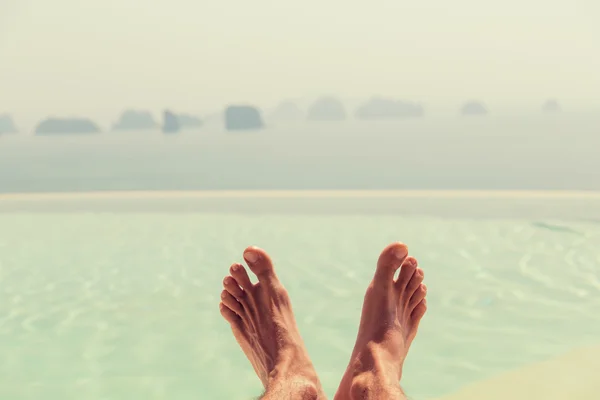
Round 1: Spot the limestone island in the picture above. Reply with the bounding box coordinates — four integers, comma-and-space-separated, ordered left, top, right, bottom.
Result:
224, 105, 264, 131
177, 114, 203, 129
0, 114, 18, 134
162, 110, 181, 134
355, 97, 424, 119
542, 99, 561, 113
307, 97, 346, 121
269, 100, 304, 121
461, 101, 488, 116
112, 110, 158, 131
35, 118, 100, 135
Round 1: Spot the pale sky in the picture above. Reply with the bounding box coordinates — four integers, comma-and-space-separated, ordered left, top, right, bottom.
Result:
1, 0, 599, 124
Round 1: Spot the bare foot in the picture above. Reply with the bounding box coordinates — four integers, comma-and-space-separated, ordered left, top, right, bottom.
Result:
219, 246, 324, 399
334, 242, 427, 400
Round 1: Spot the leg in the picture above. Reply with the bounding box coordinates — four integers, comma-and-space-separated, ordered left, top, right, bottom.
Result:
334, 242, 428, 400
219, 246, 325, 399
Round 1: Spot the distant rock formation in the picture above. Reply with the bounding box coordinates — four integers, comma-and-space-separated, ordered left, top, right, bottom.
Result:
35, 118, 100, 135
112, 110, 158, 130
177, 114, 203, 129
355, 97, 424, 119
542, 99, 561, 113
162, 110, 180, 134
269, 101, 304, 121
0, 114, 18, 134
461, 101, 488, 116
224, 105, 264, 131
307, 97, 347, 121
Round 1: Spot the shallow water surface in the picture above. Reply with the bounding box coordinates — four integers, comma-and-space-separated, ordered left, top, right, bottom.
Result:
0, 195, 599, 399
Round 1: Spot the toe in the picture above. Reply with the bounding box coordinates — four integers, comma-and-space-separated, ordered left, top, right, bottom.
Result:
374, 242, 408, 287
403, 267, 424, 301
394, 256, 418, 291
230, 263, 253, 289
411, 298, 427, 322
219, 302, 242, 325
223, 276, 244, 299
243, 246, 277, 283
221, 290, 243, 315
408, 283, 427, 311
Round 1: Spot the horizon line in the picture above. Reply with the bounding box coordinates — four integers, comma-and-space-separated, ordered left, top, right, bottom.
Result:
2, 189, 600, 201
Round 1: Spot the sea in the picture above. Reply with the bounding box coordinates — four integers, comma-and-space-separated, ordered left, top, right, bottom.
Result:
0, 116, 599, 399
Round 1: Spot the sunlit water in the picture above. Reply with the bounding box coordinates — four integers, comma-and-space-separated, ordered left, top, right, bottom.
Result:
1, 195, 599, 399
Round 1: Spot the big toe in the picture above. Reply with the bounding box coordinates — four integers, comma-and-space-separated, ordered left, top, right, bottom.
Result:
243, 246, 277, 283
374, 242, 409, 287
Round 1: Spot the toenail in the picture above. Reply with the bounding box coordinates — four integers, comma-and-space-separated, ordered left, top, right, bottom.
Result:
223, 277, 233, 285
220, 291, 226, 299
231, 264, 241, 272
394, 246, 408, 260
244, 250, 259, 263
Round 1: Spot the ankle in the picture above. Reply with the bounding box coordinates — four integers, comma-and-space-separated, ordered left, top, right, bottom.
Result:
337, 343, 403, 399
349, 372, 378, 400
266, 349, 323, 399
264, 377, 321, 400
294, 381, 320, 400
349, 372, 405, 400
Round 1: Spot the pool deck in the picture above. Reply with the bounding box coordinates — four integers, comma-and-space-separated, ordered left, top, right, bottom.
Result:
437, 345, 600, 400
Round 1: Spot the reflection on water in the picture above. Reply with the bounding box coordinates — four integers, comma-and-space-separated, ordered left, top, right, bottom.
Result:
0, 195, 599, 399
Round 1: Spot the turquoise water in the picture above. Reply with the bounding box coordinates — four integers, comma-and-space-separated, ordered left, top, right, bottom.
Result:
1, 197, 599, 399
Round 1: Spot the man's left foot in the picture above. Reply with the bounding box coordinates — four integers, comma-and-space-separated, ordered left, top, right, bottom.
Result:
219, 246, 324, 399
334, 242, 427, 399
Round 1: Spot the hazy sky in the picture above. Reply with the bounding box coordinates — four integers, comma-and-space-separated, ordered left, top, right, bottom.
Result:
1, 0, 599, 123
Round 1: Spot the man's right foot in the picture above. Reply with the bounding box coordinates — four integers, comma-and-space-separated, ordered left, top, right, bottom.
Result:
334, 242, 427, 399
219, 246, 323, 399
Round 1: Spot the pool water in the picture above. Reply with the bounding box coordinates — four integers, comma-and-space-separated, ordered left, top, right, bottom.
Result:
1, 195, 599, 399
